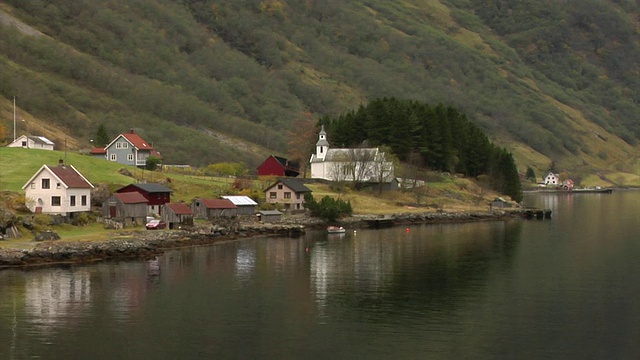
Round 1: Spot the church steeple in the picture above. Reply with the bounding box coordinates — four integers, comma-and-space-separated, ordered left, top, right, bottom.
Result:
315, 124, 329, 160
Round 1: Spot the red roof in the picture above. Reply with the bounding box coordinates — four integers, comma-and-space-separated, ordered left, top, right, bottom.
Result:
114, 192, 148, 204
121, 132, 154, 150
201, 198, 237, 209
49, 164, 93, 188
90, 147, 106, 154
167, 202, 192, 215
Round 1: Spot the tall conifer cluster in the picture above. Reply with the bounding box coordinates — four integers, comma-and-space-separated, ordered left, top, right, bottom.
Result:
323, 98, 523, 201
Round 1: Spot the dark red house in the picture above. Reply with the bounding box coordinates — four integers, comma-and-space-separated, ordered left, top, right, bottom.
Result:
115, 183, 172, 215
257, 155, 300, 177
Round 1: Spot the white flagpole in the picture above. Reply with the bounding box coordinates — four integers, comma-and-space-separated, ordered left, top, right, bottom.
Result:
13, 96, 16, 141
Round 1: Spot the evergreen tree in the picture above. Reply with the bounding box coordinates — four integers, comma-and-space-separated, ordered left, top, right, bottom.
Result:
525, 166, 536, 182
95, 124, 110, 147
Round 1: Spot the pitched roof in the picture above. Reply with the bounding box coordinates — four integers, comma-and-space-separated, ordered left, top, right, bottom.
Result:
49, 164, 94, 188
121, 132, 154, 150
28, 136, 55, 145
114, 192, 148, 204
90, 147, 107, 154
266, 178, 311, 193
123, 183, 172, 193
199, 198, 237, 209
23, 163, 94, 190
221, 195, 258, 206
324, 148, 379, 162
166, 202, 193, 215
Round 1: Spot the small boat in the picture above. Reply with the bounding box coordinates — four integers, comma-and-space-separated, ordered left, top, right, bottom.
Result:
327, 226, 346, 234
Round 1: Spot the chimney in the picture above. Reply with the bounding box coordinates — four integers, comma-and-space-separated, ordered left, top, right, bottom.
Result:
130, 128, 135, 134
58, 158, 64, 166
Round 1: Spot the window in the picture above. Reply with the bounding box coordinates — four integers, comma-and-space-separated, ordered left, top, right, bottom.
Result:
127, 154, 134, 161
81, 195, 87, 206
270, 192, 277, 199
296, 194, 301, 199
116, 142, 129, 149
21, 141, 27, 147
51, 196, 61, 206
110, 154, 117, 161
284, 192, 291, 199
70, 196, 76, 206
56, 183, 61, 189
42, 179, 50, 189
277, 184, 283, 190
30, 183, 35, 189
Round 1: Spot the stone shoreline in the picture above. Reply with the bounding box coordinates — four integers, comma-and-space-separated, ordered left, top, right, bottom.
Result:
0, 209, 540, 269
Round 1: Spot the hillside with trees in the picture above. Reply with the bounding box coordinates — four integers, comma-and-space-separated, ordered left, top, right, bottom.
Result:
0, 0, 638, 185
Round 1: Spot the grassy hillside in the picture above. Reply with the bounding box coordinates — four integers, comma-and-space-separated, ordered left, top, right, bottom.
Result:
0, 147, 518, 216
0, 0, 638, 181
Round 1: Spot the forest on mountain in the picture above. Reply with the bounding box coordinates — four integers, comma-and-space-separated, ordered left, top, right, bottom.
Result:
0, 0, 638, 183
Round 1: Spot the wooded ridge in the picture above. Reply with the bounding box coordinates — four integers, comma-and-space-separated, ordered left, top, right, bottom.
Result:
0, 0, 638, 184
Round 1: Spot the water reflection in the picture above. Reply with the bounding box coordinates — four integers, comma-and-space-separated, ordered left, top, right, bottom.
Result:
310, 221, 522, 320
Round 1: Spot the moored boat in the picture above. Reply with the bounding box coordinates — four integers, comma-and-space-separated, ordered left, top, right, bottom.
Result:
327, 226, 346, 234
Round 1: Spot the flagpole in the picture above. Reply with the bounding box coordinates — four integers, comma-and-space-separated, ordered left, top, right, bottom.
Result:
13, 96, 16, 141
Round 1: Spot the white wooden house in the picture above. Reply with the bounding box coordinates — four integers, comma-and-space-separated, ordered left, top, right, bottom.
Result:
7, 135, 55, 150
544, 172, 560, 186
22, 161, 93, 215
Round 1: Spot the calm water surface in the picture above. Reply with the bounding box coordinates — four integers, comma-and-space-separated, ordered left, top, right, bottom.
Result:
1, 191, 638, 359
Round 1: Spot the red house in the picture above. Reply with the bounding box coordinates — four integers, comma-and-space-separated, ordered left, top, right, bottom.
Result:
115, 183, 172, 216
257, 155, 300, 177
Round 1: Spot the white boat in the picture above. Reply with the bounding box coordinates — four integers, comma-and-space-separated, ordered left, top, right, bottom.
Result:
327, 226, 346, 234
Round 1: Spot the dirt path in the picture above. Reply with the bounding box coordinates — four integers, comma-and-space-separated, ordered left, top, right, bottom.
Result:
0, 8, 43, 37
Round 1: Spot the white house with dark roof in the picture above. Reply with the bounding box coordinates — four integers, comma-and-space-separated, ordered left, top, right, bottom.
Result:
22, 161, 94, 215
7, 135, 55, 150
309, 125, 394, 183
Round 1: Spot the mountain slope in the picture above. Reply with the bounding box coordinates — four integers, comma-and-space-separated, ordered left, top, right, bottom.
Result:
0, 0, 638, 183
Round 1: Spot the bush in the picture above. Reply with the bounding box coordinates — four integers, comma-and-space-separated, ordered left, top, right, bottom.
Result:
304, 193, 352, 222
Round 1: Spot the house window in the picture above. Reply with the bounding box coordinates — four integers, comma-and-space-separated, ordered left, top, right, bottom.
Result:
277, 184, 283, 190
30, 183, 35, 189
51, 196, 61, 206
70, 196, 76, 206
21, 141, 27, 147
296, 194, 301, 199
127, 154, 134, 161
270, 192, 277, 199
81, 195, 87, 206
110, 154, 117, 161
56, 183, 61, 189
42, 179, 50, 189
284, 192, 291, 199
116, 142, 129, 149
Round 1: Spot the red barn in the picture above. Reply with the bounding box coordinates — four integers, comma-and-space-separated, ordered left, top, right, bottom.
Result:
257, 155, 300, 177
115, 183, 172, 215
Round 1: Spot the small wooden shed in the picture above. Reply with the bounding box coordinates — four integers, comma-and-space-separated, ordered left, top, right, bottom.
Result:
221, 196, 258, 216
489, 197, 509, 210
191, 198, 237, 219
258, 210, 283, 223
103, 192, 148, 226
162, 203, 193, 229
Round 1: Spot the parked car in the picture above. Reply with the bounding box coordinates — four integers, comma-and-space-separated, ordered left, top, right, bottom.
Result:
145, 219, 166, 230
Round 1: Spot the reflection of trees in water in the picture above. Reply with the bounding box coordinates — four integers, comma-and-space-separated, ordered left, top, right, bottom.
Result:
331, 221, 523, 315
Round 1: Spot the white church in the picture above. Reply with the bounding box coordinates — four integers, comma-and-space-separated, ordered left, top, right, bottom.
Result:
309, 125, 394, 183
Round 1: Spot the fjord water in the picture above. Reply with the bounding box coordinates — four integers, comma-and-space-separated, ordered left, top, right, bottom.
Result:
1, 192, 638, 359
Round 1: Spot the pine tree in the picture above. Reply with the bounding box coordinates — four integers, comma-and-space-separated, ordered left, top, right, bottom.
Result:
95, 124, 110, 147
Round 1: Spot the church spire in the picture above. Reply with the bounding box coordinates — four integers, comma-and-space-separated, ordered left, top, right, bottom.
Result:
315, 124, 329, 160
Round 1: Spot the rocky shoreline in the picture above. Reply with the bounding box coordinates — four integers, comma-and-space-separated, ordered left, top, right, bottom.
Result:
0, 209, 540, 269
